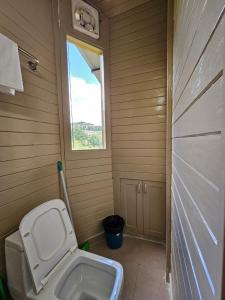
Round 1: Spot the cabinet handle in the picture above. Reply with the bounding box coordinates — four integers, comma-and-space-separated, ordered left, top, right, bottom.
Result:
137, 182, 141, 193
143, 183, 147, 193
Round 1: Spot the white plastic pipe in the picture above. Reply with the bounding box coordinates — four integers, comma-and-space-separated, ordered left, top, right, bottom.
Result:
57, 161, 74, 227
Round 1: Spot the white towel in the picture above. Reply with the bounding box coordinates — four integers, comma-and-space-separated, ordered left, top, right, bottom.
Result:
0, 33, 24, 95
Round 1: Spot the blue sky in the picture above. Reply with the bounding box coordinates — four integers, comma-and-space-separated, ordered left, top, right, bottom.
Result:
67, 41, 102, 126
67, 42, 99, 85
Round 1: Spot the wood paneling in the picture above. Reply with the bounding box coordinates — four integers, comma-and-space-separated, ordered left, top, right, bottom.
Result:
171, 1, 225, 299
110, 0, 167, 224
64, 154, 114, 241
0, 0, 61, 277
54, 0, 114, 243
92, 0, 153, 18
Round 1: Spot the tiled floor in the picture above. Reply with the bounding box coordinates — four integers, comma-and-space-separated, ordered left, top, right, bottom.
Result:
90, 236, 169, 300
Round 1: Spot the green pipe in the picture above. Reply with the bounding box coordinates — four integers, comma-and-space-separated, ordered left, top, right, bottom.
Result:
57, 161, 74, 227
57, 160, 63, 172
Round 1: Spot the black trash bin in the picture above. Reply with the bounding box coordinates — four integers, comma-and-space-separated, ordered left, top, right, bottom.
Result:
102, 215, 125, 249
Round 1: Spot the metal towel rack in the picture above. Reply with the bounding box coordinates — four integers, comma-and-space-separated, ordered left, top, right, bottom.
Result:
18, 46, 39, 71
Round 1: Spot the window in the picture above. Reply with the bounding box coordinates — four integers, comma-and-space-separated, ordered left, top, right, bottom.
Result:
67, 36, 106, 150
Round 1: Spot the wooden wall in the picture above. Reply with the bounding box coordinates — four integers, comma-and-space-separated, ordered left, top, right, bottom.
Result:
93, 0, 153, 18
0, 0, 61, 276
109, 0, 167, 213
54, 0, 114, 243
171, 0, 225, 299
65, 157, 114, 241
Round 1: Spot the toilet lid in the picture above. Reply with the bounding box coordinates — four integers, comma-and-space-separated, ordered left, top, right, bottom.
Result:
19, 199, 77, 294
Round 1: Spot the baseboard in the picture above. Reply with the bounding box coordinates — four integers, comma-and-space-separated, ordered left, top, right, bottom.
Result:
84, 231, 104, 245
83, 232, 166, 247
83, 231, 167, 253
123, 233, 165, 246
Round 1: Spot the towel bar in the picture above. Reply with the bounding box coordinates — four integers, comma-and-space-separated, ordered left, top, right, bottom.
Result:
18, 46, 39, 71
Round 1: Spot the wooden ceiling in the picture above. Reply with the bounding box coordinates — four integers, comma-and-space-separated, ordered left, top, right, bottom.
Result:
91, 0, 151, 18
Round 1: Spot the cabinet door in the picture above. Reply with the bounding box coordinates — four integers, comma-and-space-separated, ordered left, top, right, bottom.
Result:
143, 181, 165, 240
120, 179, 143, 234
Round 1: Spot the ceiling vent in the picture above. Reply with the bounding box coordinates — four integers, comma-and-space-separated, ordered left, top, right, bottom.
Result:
71, 0, 99, 39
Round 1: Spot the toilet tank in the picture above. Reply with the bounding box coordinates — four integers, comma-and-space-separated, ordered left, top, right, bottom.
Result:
5, 230, 33, 300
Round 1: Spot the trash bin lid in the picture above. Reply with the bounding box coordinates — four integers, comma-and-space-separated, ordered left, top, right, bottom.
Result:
102, 215, 124, 234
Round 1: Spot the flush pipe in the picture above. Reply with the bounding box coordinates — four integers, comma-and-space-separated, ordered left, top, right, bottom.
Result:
57, 161, 74, 227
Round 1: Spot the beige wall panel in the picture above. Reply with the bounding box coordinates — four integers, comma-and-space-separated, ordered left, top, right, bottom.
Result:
113, 163, 165, 175
110, 22, 166, 49
112, 148, 165, 158
0, 154, 60, 177
109, 0, 165, 27
111, 79, 166, 96
110, 7, 165, 33
173, 14, 225, 123
68, 179, 113, 196
111, 69, 166, 88
112, 140, 165, 149
113, 156, 166, 167
0, 101, 59, 124
94, 0, 152, 18
0, 144, 60, 162
0, 132, 59, 146
112, 114, 166, 126
112, 123, 166, 133
173, 78, 223, 138
66, 165, 112, 179
0, 116, 59, 134
112, 132, 166, 141
7, 0, 54, 40
111, 97, 166, 110
0, 165, 57, 192
110, 14, 166, 40
110, 52, 166, 72
22, 82, 58, 104
111, 36, 166, 60
0, 0, 61, 277
0, 175, 58, 207
1, 92, 58, 113
0, 184, 59, 236
65, 158, 111, 169
70, 186, 113, 206
171, 212, 195, 299
173, 0, 225, 106
171, 0, 225, 299
112, 105, 166, 119
111, 88, 166, 103
67, 172, 113, 189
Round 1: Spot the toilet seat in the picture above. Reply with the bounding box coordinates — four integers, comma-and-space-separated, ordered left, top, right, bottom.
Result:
19, 199, 77, 294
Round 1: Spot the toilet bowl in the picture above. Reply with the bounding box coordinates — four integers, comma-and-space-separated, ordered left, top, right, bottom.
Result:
5, 199, 123, 300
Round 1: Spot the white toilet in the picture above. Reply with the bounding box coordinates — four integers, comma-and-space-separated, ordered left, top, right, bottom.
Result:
5, 199, 123, 300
